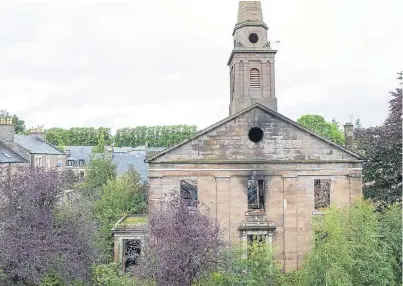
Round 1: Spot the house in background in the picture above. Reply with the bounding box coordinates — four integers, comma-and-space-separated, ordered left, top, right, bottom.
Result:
0, 119, 65, 169
65, 146, 94, 178
64, 145, 166, 182
0, 140, 29, 178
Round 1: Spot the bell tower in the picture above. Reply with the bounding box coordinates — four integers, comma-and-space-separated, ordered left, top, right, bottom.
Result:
228, 1, 277, 115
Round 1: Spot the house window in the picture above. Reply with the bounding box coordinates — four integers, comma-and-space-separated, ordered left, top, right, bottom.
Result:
250, 68, 260, 88
247, 179, 265, 210
78, 159, 85, 166
35, 156, 42, 167
314, 179, 331, 209
57, 156, 63, 168
180, 179, 198, 207
66, 160, 74, 166
46, 156, 51, 169
123, 239, 141, 272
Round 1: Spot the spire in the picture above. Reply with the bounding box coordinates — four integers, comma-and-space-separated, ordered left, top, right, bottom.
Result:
237, 1, 264, 24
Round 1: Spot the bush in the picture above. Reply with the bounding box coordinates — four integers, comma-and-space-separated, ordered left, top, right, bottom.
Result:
92, 263, 136, 286
201, 241, 282, 286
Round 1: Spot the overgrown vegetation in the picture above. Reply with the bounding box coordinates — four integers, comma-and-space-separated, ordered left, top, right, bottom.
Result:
93, 168, 149, 261
297, 200, 401, 286
133, 192, 222, 285
0, 168, 97, 285
355, 71, 402, 207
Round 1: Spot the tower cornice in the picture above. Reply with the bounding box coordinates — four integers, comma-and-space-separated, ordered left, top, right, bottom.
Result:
232, 21, 268, 36
227, 49, 277, 66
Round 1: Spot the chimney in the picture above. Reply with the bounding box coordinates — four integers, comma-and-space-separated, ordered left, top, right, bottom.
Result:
344, 123, 354, 150
0, 117, 15, 142
29, 126, 46, 141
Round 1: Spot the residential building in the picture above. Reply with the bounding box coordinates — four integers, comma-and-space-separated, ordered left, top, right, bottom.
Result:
0, 119, 65, 170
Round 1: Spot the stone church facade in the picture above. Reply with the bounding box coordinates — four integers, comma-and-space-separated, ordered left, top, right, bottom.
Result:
145, 1, 363, 272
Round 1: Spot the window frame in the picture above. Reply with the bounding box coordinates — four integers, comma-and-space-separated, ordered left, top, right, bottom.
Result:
247, 179, 265, 211
314, 179, 331, 210
180, 179, 198, 207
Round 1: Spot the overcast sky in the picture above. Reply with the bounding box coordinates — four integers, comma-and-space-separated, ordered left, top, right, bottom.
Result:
1, 0, 402, 133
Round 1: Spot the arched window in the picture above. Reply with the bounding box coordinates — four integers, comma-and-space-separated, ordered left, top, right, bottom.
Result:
250, 68, 260, 88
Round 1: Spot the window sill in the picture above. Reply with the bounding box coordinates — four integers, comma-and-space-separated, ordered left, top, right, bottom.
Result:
245, 209, 266, 216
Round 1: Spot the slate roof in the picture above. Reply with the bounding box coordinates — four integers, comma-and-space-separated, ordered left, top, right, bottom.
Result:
0, 142, 28, 164
146, 103, 365, 163
65, 146, 93, 161
14, 135, 65, 155
112, 153, 149, 181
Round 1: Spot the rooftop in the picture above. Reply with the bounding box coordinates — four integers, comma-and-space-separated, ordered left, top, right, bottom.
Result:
14, 135, 64, 155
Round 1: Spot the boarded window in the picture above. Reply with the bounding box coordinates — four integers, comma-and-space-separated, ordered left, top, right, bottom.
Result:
180, 179, 198, 207
247, 180, 265, 210
314, 179, 331, 209
250, 68, 260, 88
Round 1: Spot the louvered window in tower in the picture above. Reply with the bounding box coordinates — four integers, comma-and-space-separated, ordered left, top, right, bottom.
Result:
250, 68, 260, 88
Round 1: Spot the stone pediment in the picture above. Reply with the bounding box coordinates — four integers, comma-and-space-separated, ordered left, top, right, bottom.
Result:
146, 103, 364, 164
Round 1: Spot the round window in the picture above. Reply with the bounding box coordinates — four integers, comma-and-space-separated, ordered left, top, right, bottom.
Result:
248, 127, 263, 143
248, 33, 259, 43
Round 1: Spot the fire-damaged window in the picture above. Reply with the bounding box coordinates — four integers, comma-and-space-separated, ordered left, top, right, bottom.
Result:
314, 179, 331, 209
180, 179, 198, 207
123, 239, 141, 271
247, 180, 265, 210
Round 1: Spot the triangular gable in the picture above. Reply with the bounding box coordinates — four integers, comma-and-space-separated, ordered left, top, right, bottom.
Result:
146, 103, 364, 163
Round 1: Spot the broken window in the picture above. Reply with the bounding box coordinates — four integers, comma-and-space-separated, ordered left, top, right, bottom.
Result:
247, 180, 265, 210
314, 179, 331, 209
123, 239, 141, 271
180, 179, 198, 207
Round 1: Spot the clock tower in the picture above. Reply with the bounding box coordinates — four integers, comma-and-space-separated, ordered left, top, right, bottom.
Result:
228, 1, 277, 115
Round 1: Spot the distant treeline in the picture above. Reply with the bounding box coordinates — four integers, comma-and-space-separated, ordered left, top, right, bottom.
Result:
45, 125, 198, 148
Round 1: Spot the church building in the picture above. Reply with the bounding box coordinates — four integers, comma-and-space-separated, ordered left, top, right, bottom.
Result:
145, 1, 364, 272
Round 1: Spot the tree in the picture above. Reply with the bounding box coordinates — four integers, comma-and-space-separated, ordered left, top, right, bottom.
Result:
202, 241, 282, 286
80, 154, 117, 197
115, 125, 198, 147
93, 168, 149, 260
296, 115, 344, 145
298, 200, 399, 286
0, 167, 97, 285
0, 110, 26, 134
134, 192, 222, 285
94, 130, 106, 153
355, 71, 402, 206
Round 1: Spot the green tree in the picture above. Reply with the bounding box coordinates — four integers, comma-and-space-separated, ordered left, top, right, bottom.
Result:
93, 168, 148, 260
94, 130, 106, 153
0, 110, 26, 134
80, 154, 117, 197
296, 115, 344, 145
201, 241, 282, 286
115, 125, 198, 147
355, 71, 402, 206
299, 200, 398, 286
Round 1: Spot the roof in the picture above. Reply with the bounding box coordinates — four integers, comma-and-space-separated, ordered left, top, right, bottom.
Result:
111, 214, 148, 233
14, 135, 65, 155
0, 142, 28, 164
146, 103, 365, 163
112, 153, 149, 181
65, 146, 93, 161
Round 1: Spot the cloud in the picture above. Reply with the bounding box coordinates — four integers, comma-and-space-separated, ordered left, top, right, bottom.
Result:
0, 0, 401, 133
